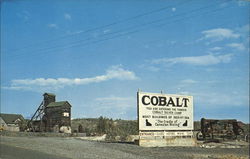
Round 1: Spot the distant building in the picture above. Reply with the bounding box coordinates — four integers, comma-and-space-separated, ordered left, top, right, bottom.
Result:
0, 113, 25, 132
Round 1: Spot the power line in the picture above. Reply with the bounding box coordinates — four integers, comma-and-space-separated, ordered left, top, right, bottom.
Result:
5, 0, 192, 53
5, 0, 232, 60
5, 0, 233, 60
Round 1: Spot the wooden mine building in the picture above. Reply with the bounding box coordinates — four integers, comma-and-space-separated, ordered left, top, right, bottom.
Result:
29, 93, 72, 133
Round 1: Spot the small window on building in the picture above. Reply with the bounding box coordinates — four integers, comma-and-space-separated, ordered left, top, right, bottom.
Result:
63, 112, 69, 117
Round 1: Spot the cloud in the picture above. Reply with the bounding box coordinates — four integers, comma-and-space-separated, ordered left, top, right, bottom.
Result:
237, 0, 248, 6
152, 54, 233, 66
178, 91, 191, 95
139, 64, 161, 72
175, 90, 248, 107
47, 23, 58, 29
237, 24, 249, 34
236, 24, 250, 52
95, 96, 133, 102
103, 29, 110, 34
66, 30, 83, 35
4, 65, 138, 91
195, 92, 248, 107
177, 79, 199, 91
2, 86, 32, 91
105, 65, 138, 80
200, 28, 240, 41
91, 95, 136, 119
209, 47, 222, 51
219, 2, 228, 7
64, 13, 71, 20
147, 66, 160, 72
16, 11, 30, 22
227, 43, 245, 51
180, 79, 198, 84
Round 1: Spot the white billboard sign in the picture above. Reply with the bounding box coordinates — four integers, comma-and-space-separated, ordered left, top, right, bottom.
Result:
138, 92, 193, 131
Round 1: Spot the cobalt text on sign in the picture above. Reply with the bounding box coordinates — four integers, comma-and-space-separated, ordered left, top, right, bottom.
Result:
138, 92, 193, 131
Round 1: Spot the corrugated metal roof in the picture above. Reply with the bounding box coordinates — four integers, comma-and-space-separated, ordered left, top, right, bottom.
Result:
46, 101, 71, 107
0, 113, 24, 124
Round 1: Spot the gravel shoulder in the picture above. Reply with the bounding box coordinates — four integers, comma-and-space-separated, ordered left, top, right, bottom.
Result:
0, 144, 70, 159
0, 136, 249, 159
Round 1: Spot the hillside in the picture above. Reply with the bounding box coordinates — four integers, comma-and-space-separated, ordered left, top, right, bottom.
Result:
72, 117, 249, 141
71, 117, 138, 140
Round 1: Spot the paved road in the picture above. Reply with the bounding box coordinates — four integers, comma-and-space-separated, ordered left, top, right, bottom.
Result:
0, 144, 69, 159
0, 136, 249, 159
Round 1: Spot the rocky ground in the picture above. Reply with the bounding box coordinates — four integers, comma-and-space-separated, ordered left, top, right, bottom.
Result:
0, 136, 249, 159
